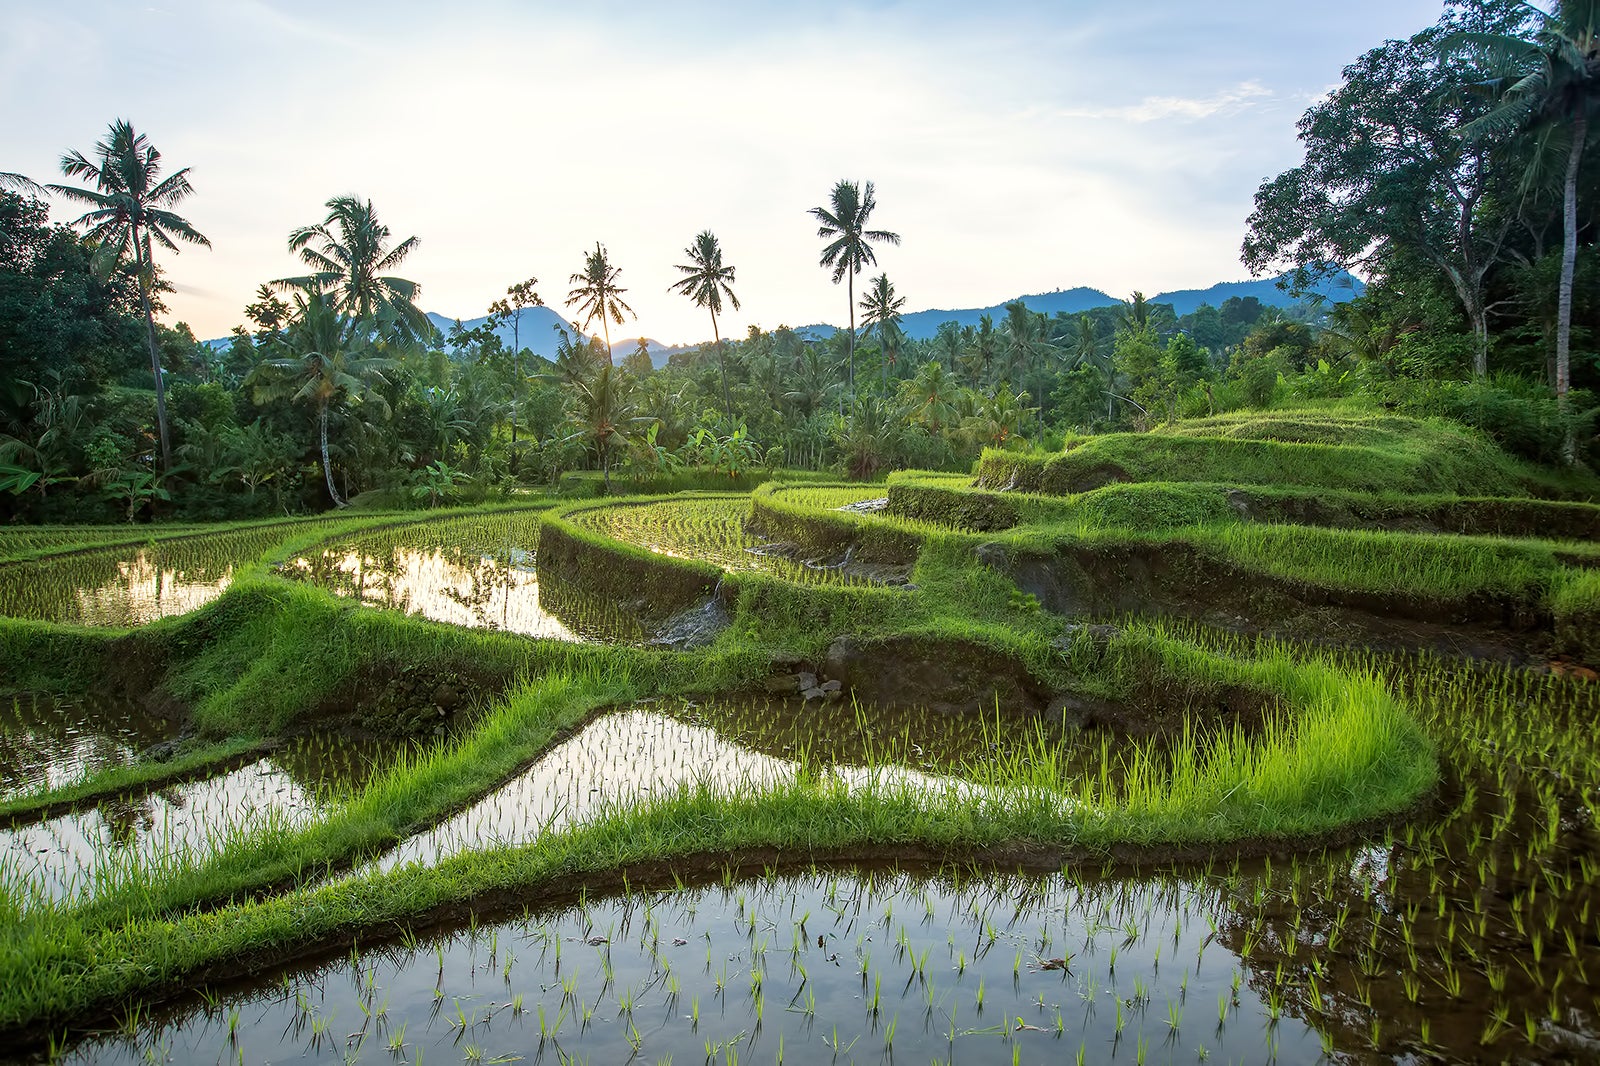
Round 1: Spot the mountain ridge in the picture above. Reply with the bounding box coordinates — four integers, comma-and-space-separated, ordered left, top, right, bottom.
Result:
206, 272, 1361, 364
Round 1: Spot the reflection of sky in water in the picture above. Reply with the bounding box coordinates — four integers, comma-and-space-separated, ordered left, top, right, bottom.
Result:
285, 547, 582, 640
0, 758, 326, 904
0, 693, 175, 802
63, 866, 1320, 1066
68, 550, 236, 626
373, 709, 1052, 873
0, 521, 319, 626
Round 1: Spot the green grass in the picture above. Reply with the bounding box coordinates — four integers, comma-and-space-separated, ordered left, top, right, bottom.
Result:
0, 419, 1588, 1048
0, 622, 1434, 1032
977, 409, 1600, 499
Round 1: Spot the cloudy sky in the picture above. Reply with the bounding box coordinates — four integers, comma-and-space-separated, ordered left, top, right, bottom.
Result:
3, 0, 1444, 344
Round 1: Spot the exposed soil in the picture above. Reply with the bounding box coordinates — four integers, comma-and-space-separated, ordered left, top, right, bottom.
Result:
312, 656, 515, 738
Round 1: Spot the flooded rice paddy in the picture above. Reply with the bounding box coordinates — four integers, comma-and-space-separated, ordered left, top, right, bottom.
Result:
0, 693, 176, 802
566, 497, 901, 586
374, 699, 1085, 873
0, 730, 418, 905
0, 522, 329, 626
63, 865, 1337, 1066
282, 509, 638, 640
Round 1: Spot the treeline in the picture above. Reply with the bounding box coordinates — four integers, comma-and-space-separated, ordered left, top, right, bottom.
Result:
2, 1, 1596, 523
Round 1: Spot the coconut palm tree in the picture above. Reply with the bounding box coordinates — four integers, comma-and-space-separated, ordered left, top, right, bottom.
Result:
0, 172, 44, 196
669, 231, 740, 416
563, 364, 643, 492
487, 277, 542, 465
277, 196, 433, 344
247, 291, 393, 507
859, 273, 907, 389
809, 180, 900, 397
566, 242, 635, 366
1458, 1, 1598, 461
901, 359, 961, 433
48, 119, 211, 473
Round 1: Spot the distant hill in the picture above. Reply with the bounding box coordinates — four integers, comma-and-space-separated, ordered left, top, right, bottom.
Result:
205, 272, 1362, 355
798, 272, 1362, 341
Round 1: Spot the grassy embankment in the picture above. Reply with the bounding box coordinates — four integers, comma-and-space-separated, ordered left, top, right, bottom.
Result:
11, 412, 1571, 1039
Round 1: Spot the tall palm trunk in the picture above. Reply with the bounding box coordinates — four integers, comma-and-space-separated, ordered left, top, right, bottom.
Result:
601, 319, 613, 367
846, 271, 856, 400
1557, 111, 1586, 465
319, 403, 346, 508
133, 224, 172, 473
712, 310, 729, 419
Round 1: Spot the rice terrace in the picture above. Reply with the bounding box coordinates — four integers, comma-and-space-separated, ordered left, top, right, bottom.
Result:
4, 1, 1600, 1064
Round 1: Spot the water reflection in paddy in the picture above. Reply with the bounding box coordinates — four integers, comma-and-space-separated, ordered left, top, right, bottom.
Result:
64, 864, 1329, 1065
375, 700, 1087, 872
0, 731, 418, 904
283, 544, 584, 639
0, 692, 177, 802
0, 522, 330, 626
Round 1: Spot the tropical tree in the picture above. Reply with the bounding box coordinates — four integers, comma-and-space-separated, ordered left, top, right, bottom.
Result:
247, 291, 392, 507
277, 196, 433, 344
1000, 301, 1057, 427
1242, 10, 1530, 377
487, 277, 542, 462
809, 180, 900, 395
0, 173, 44, 196
563, 364, 642, 492
901, 359, 961, 433
669, 231, 740, 416
48, 119, 211, 473
566, 242, 634, 365
859, 273, 907, 389
1458, 0, 1599, 459
1071, 315, 1116, 419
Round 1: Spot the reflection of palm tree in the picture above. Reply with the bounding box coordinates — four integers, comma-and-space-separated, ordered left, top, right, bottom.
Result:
1459, 4, 1599, 461
248, 292, 393, 507
50, 120, 211, 473
670, 231, 741, 417
566, 243, 635, 366
810, 180, 900, 396
277, 196, 433, 344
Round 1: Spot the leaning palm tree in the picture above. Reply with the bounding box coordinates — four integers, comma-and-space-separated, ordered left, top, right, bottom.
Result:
1457, 1, 1599, 462
859, 273, 907, 389
247, 291, 392, 508
566, 242, 635, 366
48, 120, 210, 473
277, 196, 433, 344
669, 231, 741, 417
809, 180, 900, 397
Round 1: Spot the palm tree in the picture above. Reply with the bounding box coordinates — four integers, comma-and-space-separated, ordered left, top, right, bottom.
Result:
669, 231, 740, 417
563, 364, 641, 492
859, 274, 907, 389
487, 277, 542, 465
901, 360, 961, 433
1458, 1, 1598, 462
0, 172, 44, 196
566, 242, 635, 366
48, 119, 211, 473
277, 196, 433, 344
809, 180, 900, 396
247, 291, 393, 507
1072, 316, 1116, 420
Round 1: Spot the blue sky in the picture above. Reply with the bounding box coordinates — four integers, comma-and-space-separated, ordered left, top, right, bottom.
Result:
2, 1, 1444, 343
